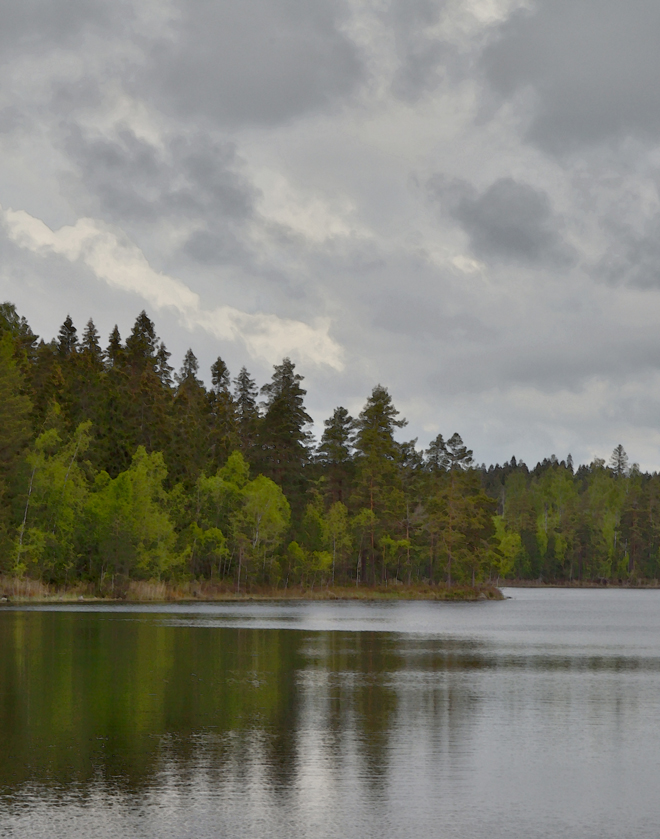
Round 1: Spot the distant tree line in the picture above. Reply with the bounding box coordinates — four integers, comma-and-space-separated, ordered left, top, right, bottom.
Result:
0, 302, 658, 589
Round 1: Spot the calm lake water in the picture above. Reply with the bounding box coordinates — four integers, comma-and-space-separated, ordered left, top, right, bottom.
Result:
2, 588, 660, 838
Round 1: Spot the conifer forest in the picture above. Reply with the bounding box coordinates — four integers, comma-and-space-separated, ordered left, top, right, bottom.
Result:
1, 301, 658, 591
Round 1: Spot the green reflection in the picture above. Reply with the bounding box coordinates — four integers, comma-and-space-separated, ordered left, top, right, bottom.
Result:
0, 611, 487, 800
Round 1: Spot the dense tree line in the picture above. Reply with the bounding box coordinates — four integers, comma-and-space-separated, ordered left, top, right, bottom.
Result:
1, 302, 658, 589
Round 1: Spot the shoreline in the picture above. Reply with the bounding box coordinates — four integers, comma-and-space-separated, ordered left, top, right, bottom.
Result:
500, 579, 660, 589
0, 578, 503, 604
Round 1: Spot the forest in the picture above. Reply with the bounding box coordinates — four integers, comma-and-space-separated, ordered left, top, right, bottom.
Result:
0, 301, 658, 591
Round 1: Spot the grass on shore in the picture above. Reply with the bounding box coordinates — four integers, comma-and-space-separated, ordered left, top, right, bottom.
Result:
0, 576, 503, 603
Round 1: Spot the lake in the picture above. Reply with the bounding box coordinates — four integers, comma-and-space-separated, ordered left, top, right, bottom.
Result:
2, 588, 660, 838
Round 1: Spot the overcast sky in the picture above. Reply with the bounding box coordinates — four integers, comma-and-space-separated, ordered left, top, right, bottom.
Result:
1, 0, 660, 469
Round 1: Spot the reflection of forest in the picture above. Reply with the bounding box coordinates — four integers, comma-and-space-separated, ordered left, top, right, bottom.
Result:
0, 612, 487, 799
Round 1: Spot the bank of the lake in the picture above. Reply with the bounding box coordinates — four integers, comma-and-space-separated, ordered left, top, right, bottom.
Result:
501, 578, 660, 588
0, 575, 503, 603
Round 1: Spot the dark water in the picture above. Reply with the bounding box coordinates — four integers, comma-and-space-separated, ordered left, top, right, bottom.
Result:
2, 589, 660, 838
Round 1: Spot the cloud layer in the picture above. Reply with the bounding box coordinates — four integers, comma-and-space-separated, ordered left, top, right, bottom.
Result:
2, 0, 660, 469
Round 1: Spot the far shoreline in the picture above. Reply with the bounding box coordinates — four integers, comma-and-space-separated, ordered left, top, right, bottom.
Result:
500, 579, 660, 589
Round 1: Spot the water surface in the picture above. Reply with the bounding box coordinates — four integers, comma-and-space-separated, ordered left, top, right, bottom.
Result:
2, 589, 660, 838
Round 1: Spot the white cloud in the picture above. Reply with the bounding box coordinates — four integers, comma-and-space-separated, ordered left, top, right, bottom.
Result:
1, 206, 344, 370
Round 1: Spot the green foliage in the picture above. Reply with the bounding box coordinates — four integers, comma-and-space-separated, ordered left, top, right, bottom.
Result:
6, 301, 660, 590
15, 421, 92, 581
85, 447, 177, 582
232, 473, 291, 589
492, 515, 523, 579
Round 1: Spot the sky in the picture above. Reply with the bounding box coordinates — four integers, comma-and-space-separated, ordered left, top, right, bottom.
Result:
1, 0, 660, 470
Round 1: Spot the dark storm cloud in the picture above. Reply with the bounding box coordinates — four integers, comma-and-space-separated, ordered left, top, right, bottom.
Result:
0, 0, 131, 56
388, 0, 449, 102
140, 0, 364, 126
428, 175, 574, 266
482, 0, 660, 152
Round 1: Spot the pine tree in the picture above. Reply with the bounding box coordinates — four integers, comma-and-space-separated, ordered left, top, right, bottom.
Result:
426, 434, 449, 472
354, 385, 406, 462
446, 433, 473, 470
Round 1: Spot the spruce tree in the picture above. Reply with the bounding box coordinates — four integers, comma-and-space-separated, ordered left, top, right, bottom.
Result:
233, 366, 260, 459
101, 313, 172, 474
211, 357, 231, 393
353, 385, 407, 584
29, 340, 63, 427
155, 342, 174, 388
125, 310, 159, 371
65, 318, 105, 450
208, 357, 238, 469
170, 349, 210, 485
609, 444, 629, 478
57, 315, 78, 357
80, 319, 104, 367
106, 325, 123, 368
0, 302, 38, 365
258, 358, 313, 511
317, 406, 355, 503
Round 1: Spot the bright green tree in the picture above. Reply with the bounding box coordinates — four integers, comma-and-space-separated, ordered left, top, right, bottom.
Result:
84, 447, 177, 585
15, 420, 92, 582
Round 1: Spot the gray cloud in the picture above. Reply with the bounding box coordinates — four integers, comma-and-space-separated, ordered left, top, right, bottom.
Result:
140, 0, 364, 127
429, 175, 575, 266
63, 127, 257, 267
0, 0, 132, 56
5, 0, 660, 469
65, 128, 255, 224
388, 0, 449, 102
482, 0, 660, 153
372, 290, 497, 343
596, 217, 660, 289
0, 106, 28, 134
